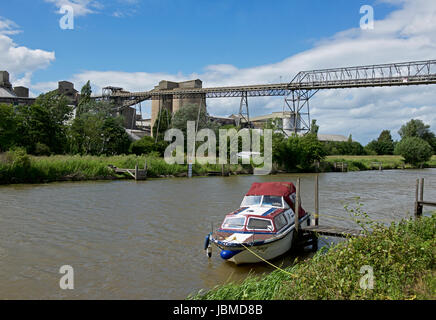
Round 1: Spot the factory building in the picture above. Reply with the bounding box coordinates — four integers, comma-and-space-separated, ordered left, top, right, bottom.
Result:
150, 79, 205, 133
0, 71, 32, 104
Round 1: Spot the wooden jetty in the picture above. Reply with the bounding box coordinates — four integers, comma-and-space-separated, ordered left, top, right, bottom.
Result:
414, 178, 435, 217
370, 161, 383, 171
295, 175, 432, 246
301, 225, 364, 238
333, 162, 348, 172
109, 161, 147, 181
294, 175, 365, 244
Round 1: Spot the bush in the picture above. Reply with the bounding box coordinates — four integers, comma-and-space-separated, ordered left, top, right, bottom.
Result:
6, 147, 31, 169
130, 136, 168, 156
323, 141, 366, 156
394, 137, 432, 167
34, 142, 51, 156
274, 133, 326, 171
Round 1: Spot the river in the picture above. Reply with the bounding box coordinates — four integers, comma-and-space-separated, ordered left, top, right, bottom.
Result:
0, 169, 434, 299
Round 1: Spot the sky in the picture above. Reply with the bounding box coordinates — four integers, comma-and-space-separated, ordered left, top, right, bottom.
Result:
0, 0, 435, 144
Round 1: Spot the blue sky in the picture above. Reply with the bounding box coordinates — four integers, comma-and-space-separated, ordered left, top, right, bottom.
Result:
2, 0, 394, 83
1, 0, 436, 144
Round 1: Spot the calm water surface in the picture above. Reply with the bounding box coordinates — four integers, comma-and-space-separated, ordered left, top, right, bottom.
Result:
0, 169, 435, 299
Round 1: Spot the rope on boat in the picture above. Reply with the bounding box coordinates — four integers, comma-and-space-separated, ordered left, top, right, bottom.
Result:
240, 243, 297, 278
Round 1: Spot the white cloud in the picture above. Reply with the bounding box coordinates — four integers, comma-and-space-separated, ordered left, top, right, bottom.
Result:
0, 16, 21, 35
32, 0, 436, 143
0, 17, 55, 96
44, 0, 102, 17
0, 32, 55, 87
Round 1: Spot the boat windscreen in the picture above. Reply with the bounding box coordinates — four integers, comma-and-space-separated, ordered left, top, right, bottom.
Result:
240, 195, 262, 207
222, 217, 246, 229
247, 218, 273, 231
262, 196, 283, 208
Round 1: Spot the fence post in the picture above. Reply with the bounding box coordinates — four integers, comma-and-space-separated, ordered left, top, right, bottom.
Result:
414, 178, 419, 218
315, 175, 319, 226
420, 178, 424, 201
295, 178, 300, 233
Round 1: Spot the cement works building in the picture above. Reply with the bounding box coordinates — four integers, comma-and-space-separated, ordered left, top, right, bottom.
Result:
0, 71, 34, 105
0, 70, 79, 107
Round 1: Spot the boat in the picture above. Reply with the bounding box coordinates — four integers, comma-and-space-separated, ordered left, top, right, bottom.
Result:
204, 182, 310, 264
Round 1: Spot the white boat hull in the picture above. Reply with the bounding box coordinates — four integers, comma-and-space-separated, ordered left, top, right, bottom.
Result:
226, 229, 294, 264
213, 215, 310, 265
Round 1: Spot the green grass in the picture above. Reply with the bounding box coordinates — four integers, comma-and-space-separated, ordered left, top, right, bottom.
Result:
0, 152, 255, 184
325, 155, 436, 171
191, 215, 435, 300
1, 152, 435, 184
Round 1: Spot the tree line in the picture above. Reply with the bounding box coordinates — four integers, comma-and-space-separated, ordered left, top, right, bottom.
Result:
1, 80, 435, 168
0, 81, 131, 156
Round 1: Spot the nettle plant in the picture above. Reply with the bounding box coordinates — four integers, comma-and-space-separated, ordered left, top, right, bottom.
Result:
344, 198, 384, 235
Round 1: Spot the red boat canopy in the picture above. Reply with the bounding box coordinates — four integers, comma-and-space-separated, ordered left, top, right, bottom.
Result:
246, 182, 306, 218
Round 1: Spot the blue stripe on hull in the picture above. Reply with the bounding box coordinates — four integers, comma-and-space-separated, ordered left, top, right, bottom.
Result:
261, 208, 277, 216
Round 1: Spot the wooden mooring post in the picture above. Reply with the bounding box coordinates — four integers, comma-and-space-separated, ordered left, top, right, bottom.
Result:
299, 175, 365, 241
371, 162, 383, 171
314, 174, 319, 226
333, 162, 348, 172
295, 177, 300, 234
414, 178, 435, 217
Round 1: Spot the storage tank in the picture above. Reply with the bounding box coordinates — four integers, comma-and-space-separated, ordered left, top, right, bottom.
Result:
283, 114, 301, 136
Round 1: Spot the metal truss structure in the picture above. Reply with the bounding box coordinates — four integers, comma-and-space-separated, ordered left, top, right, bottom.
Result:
283, 89, 318, 134
97, 59, 436, 130
281, 59, 436, 134
290, 59, 436, 90
236, 91, 250, 126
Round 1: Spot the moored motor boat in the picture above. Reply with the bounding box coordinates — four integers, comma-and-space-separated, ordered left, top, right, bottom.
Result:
207, 182, 310, 265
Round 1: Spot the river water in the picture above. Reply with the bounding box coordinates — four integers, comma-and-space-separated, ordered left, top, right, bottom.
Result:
0, 169, 435, 299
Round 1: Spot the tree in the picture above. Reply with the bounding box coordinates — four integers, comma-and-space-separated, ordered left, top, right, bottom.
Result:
0, 104, 18, 152
366, 130, 394, 155
323, 140, 366, 156
130, 136, 168, 156
101, 117, 131, 155
15, 102, 69, 154
274, 133, 326, 171
9, 89, 74, 154
172, 103, 217, 134
394, 137, 432, 167
68, 113, 104, 155
77, 81, 92, 117
35, 90, 73, 124
310, 119, 319, 135
377, 130, 394, 155
398, 119, 436, 154
152, 108, 172, 140
69, 113, 130, 155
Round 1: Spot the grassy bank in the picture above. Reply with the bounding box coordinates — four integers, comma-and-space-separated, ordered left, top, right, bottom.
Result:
325, 155, 436, 171
0, 152, 254, 184
1, 153, 435, 185
191, 215, 435, 300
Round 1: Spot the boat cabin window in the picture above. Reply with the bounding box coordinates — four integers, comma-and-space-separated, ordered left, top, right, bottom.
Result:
240, 195, 262, 207
274, 213, 289, 231
262, 196, 283, 208
222, 217, 246, 230
246, 218, 273, 231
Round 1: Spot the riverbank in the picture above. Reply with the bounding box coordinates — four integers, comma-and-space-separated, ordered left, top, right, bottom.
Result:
325, 155, 436, 171
1, 153, 435, 185
0, 153, 253, 184
191, 215, 435, 300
